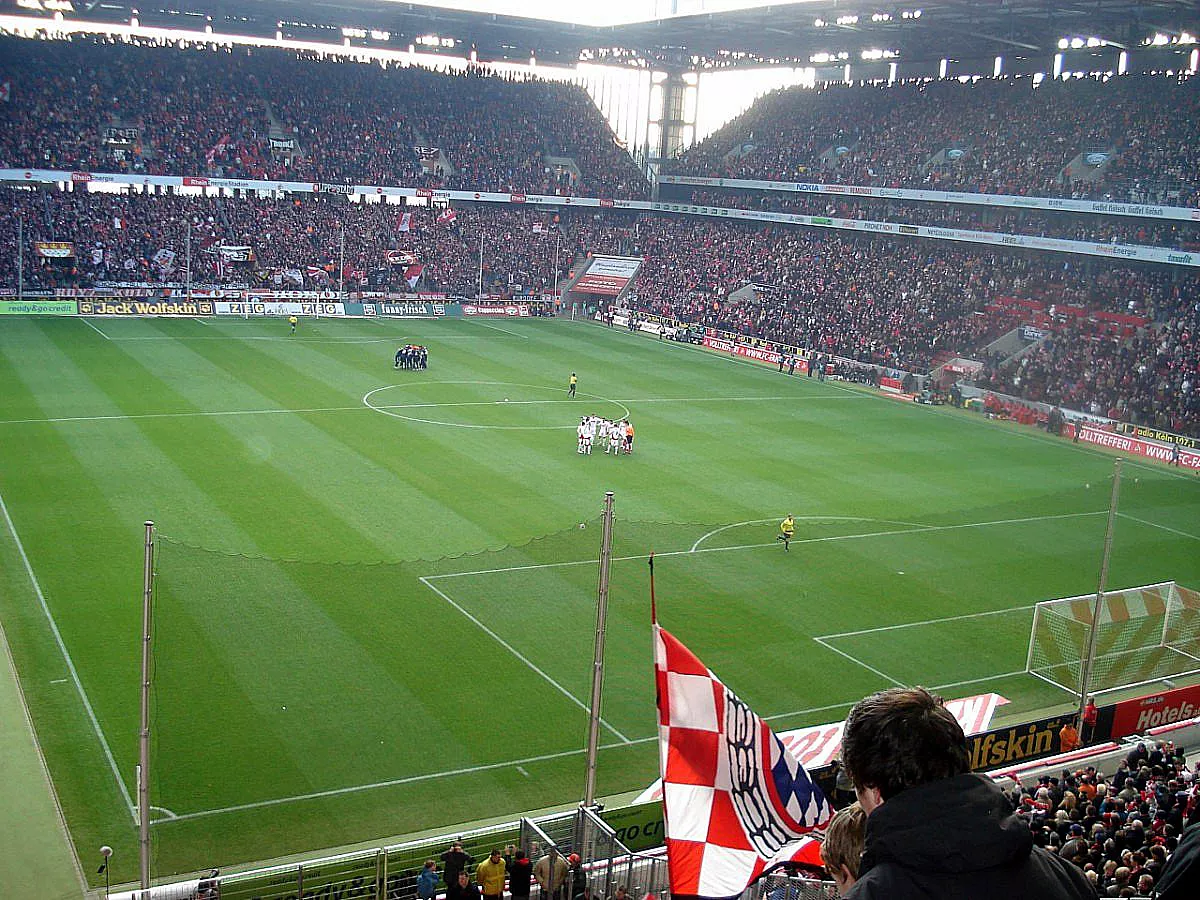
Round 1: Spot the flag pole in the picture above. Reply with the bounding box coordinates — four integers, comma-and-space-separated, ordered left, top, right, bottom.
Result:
553, 231, 561, 304
583, 491, 615, 807
185, 219, 192, 304
138, 521, 155, 899
477, 227, 485, 299
1078, 458, 1122, 725
17, 214, 23, 301
338, 224, 346, 296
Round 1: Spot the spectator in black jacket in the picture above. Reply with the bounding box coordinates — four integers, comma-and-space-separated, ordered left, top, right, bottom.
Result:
840, 686, 1096, 899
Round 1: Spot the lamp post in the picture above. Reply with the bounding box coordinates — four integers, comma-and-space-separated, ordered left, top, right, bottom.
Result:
98, 846, 113, 899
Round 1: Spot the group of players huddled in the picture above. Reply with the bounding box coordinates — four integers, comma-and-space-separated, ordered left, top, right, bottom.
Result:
394, 345, 428, 369
577, 416, 634, 456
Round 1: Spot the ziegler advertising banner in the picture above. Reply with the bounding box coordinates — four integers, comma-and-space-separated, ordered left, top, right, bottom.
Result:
214, 301, 346, 317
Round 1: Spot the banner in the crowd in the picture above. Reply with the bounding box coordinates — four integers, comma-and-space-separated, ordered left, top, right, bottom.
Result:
879, 376, 904, 393
34, 241, 74, 258
79, 298, 215, 316
0, 299, 77, 315
4, 168, 1199, 268
1078, 425, 1200, 469
1110, 683, 1200, 737
268, 136, 296, 151
214, 301, 347, 317
386, 249, 417, 265
1020, 325, 1047, 341
657, 174, 1200, 224
103, 126, 140, 144
217, 245, 255, 263
573, 256, 641, 296
1112, 422, 1199, 451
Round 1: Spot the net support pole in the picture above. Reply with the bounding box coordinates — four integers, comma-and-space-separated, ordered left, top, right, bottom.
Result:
138, 520, 155, 898
339, 225, 346, 296
185, 219, 192, 304
584, 492, 615, 807
17, 214, 23, 301
1078, 459, 1122, 723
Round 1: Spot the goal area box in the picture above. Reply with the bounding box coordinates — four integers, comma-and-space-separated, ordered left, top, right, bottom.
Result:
1025, 581, 1200, 698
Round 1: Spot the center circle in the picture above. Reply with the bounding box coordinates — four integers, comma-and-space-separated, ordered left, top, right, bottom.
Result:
362, 381, 631, 430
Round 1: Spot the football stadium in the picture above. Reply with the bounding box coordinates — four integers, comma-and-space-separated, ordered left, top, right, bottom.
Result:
1, 1, 1200, 898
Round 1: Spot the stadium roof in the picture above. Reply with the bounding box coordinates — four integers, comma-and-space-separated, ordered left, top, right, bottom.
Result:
8, 1, 1199, 69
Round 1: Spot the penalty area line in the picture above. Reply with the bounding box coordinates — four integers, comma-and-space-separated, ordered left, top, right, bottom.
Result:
428, 510, 1108, 581
418, 576, 631, 744
1117, 512, 1200, 543
80, 318, 111, 340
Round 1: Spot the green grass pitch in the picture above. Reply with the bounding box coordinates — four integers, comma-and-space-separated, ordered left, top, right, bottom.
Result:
1, 314, 1198, 887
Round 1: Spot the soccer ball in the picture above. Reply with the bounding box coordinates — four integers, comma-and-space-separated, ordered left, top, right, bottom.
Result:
579, 522, 587, 529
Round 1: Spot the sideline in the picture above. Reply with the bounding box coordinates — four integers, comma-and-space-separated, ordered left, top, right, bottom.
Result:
0, 489, 136, 821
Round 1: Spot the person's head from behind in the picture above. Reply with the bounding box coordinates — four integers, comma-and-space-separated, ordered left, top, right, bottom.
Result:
841, 686, 970, 813
822, 802, 867, 895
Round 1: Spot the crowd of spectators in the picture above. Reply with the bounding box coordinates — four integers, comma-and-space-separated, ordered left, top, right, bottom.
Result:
2, 185, 1196, 435
0, 36, 647, 198
0, 188, 601, 296
672, 75, 1200, 206
675, 189, 1200, 251
1002, 739, 1200, 896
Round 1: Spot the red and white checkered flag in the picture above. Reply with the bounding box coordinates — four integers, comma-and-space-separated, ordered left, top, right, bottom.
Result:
652, 560, 830, 898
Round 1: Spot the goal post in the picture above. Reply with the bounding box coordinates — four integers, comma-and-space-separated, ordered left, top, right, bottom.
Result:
1025, 581, 1200, 699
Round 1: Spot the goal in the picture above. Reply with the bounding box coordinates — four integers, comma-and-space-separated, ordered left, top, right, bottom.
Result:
1025, 581, 1200, 698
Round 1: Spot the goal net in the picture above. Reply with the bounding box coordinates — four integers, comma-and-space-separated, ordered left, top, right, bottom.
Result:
1025, 581, 1200, 698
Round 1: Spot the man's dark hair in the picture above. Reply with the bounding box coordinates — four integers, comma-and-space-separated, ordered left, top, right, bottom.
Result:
841, 686, 970, 800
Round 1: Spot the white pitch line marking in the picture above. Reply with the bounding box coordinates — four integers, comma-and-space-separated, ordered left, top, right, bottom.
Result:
49, 678, 69, 684
690, 515, 929, 553
108, 336, 389, 343
817, 603, 1040, 640
0, 406, 367, 426
80, 318, 111, 340
418, 576, 631, 744
430, 510, 1109, 581
516, 766, 531, 778
468, 319, 529, 338
0, 489, 136, 821
813, 636, 904, 686
0, 393, 860, 427
1118, 512, 1200, 543
153, 739, 643, 824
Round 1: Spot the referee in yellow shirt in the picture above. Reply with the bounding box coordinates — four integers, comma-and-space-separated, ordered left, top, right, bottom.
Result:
777, 515, 795, 552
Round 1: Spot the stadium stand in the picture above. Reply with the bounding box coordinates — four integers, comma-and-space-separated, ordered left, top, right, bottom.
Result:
671, 76, 1200, 206
0, 36, 648, 197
